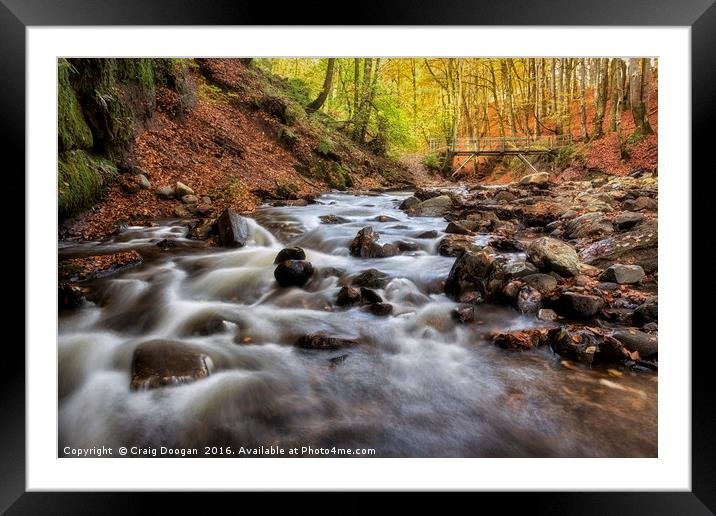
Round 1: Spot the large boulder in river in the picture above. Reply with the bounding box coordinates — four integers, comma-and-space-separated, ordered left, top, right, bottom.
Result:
217, 209, 250, 247
527, 237, 580, 277
399, 196, 420, 211
130, 340, 211, 390
274, 260, 314, 287
348, 226, 395, 258
412, 195, 453, 217
444, 251, 506, 303
599, 264, 645, 284
580, 220, 658, 273
351, 268, 389, 288
274, 246, 306, 264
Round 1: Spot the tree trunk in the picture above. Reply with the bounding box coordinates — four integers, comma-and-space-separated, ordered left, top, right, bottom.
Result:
591, 58, 609, 140
306, 58, 336, 113
629, 58, 654, 137
579, 59, 589, 141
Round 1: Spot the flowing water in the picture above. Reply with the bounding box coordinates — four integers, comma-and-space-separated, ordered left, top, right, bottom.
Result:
58, 191, 657, 457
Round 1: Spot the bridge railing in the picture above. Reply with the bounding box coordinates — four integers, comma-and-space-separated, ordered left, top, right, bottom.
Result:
427, 134, 572, 153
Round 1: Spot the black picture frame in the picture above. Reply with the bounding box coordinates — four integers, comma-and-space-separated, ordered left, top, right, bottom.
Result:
4, 0, 713, 512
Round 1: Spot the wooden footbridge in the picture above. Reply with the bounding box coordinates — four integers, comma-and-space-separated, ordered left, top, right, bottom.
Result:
427, 134, 572, 175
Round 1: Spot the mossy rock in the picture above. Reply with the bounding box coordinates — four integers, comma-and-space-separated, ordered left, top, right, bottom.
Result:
58, 60, 93, 151
58, 150, 117, 219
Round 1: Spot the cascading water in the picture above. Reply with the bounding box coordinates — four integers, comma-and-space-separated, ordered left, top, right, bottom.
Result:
58, 191, 657, 457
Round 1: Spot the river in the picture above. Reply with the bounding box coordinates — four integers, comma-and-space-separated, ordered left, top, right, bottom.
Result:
58, 191, 657, 457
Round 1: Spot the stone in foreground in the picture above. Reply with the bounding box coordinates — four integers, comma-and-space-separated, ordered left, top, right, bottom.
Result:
599, 264, 645, 284
274, 260, 314, 287
527, 237, 581, 277
130, 340, 211, 390
217, 209, 250, 247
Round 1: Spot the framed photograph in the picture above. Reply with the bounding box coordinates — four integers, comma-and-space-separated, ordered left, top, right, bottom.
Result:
6, 0, 714, 511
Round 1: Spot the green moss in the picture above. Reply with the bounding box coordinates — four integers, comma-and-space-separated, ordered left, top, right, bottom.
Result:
294, 155, 353, 190
315, 138, 335, 157
277, 126, 298, 146
420, 153, 442, 171
275, 181, 300, 199
116, 58, 156, 91
58, 150, 117, 218
58, 60, 93, 151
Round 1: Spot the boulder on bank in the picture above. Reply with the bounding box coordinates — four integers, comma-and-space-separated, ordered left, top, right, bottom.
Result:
274, 246, 306, 264
438, 234, 483, 257
563, 212, 614, 239
274, 260, 314, 287
217, 209, 250, 247
613, 329, 658, 359
130, 340, 211, 390
155, 185, 175, 199
613, 211, 644, 230
445, 221, 472, 235
519, 172, 550, 186
527, 237, 581, 277
633, 299, 658, 324
175, 181, 194, 197
412, 195, 453, 217
580, 220, 657, 274
548, 326, 631, 366
399, 196, 420, 211
522, 273, 558, 294
599, 264, 645, 284
558, 292, 604, 319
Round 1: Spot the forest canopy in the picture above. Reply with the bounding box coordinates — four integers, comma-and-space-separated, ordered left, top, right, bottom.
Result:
257, 58, 656, 158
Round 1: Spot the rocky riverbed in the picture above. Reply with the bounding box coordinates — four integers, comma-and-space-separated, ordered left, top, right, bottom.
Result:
58, 174, 658, 457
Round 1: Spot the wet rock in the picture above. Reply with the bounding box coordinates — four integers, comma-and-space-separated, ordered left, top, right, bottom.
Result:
399, 196, 420, 211
613, 329, 658, 359
516, 285, 542, 314
351, 269, 389, 288
58, 284, 86, 310
374, 215, 398, 222
548, 327, 630, 366
182, 194, 198, 204
274, 246, 306, 264
445, 221, 472, 235
518, 172, 550, 186
580, 220, 657, 273
336, 286, 361, 306
522, 273, 558, 294
155, 185, 175, 199
175, 181, 194, 197
596, 282, 619, 291
573, 275, 590, 287
328, 354, 349, 368
381, 243, 399, 257
217, 209, 250, 247
412, 195, 453, 217
395, 241, 420, 253
491, 328, 549, 351
130, 340, 211, 391
180, 313, 228, 336
274, 260, 314, 287
413, 188, 443, 201
359, 287, 383, 304
501, 280, 521, 301
58, 250, 143, 282
349, 226, 391, 258
563, 212, 614, 239
599, 264, 645, 284
188, 219, 216, 239
295, 333, 357, 350
558, 292, 604, 319
488, 238, 524, 252
452, 304, 477, 324
503, 261, 539, 279
438, 234, 483, 257
415, 229, 438, 239
527, 237, 580, 277
319, 214, 350, 224
537, 308, 558, 322
633, 299, 658, 324
613, 211, 644, 230
369, 303, 393, 316
444, 251, 506, 303
494, 190, 517, 202
643, 322, 658, 332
